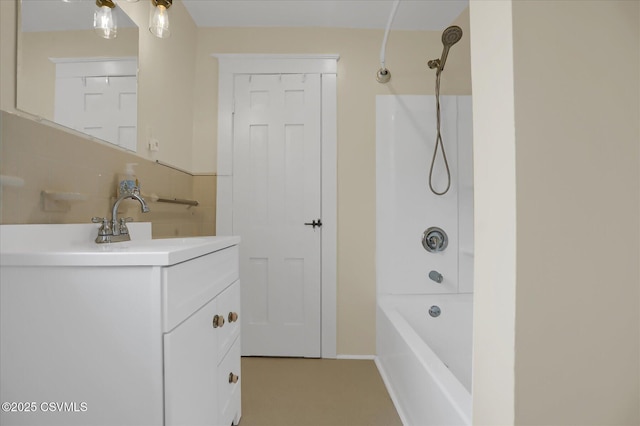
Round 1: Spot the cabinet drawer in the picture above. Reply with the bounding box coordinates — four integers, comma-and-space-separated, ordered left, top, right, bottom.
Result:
217, 280, 241, 363
162, 245, 239, 332
218, 337, 241, 426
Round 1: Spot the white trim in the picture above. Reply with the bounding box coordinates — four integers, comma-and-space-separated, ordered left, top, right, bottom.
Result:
320, 73, 337, 359
212, 54, 340, 60
215, 54, 338, 359
212, 54, 339, 75
337, 354, 377, 361
50, 57, 138, 78
49, 56, 138, 64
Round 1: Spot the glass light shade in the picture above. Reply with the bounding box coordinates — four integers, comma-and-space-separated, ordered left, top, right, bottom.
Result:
149, 4, 170, 38
94, 5, 118, 39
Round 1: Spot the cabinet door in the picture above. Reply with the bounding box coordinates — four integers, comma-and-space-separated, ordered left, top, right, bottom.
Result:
218, 337, 242, 426
217, 280, 241, 363
164, 296, 219, 425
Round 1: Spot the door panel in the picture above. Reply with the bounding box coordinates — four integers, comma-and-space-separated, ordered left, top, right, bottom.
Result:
55, 73, 137, 151
233, 73, 321, 357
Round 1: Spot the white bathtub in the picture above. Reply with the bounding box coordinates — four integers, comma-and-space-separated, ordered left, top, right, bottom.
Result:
376, 294, 473, 425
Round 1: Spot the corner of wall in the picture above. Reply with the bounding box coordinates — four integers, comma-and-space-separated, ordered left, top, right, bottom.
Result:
468, 0, 517, 424
1, 0, 17, 113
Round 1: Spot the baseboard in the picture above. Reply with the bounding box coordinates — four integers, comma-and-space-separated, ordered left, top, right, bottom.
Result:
336, 354, 376, 360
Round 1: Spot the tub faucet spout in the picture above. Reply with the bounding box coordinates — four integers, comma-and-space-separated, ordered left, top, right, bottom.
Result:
429, 270, 444, 284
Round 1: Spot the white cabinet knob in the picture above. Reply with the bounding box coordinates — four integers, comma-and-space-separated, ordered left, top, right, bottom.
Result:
212, 314, 225, 328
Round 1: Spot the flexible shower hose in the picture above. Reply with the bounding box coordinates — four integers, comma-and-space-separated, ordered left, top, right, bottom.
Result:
429, 70, 451, 196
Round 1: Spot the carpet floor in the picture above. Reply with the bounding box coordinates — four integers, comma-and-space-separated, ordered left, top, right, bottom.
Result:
238, 357, 402, 426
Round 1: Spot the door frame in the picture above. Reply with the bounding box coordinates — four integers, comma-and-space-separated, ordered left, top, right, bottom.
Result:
214, 54, 338, 358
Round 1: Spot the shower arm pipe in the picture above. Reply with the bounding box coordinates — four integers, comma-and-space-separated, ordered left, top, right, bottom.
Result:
378, 0, 400, 77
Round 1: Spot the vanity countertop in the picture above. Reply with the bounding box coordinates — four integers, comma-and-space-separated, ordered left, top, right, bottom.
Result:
0, 224, 240, 267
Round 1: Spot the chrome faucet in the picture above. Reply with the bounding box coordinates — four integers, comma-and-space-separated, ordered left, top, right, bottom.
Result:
92, 187, 150, 243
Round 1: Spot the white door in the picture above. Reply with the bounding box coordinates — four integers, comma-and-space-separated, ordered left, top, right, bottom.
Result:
55, 75, 137, 151
233, 73, 321, 357
53, 58, 137, 151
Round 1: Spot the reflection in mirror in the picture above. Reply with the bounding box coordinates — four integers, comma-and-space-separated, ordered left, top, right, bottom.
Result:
18, 0, 139, 151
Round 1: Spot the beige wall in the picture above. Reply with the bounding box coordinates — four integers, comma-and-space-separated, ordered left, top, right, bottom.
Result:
119, 0, 198, 171
470, 0, 640, 424
512, 1, 639, 423
192, 11, 472, 355
1, 111, 215, 238
0, 0, 17, 112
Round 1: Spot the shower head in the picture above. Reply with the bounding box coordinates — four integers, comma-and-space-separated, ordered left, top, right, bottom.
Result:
442, 25, 463, 47
428, 25, 463, 73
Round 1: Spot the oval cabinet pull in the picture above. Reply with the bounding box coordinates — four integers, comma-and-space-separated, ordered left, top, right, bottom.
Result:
212, 314, 225, 328
228, 372, 239, 384
228, 312, 239, 323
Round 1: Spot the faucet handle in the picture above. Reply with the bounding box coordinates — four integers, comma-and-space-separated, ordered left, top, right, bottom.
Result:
118, 217, 134, 235
91, 217, 111, 237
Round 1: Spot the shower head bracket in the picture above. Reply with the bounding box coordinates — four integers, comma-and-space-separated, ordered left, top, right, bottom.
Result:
427, 59, 440, 70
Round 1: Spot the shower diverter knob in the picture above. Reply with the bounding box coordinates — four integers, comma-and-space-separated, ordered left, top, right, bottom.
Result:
422, 227, 448, 253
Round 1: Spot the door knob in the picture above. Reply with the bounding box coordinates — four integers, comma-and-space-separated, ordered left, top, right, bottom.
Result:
229, 372, 239, 384
228, 312, 239, 322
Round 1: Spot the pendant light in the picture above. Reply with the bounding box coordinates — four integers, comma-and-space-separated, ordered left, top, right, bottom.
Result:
94, 0, 118, 39
149, 0, 173, 39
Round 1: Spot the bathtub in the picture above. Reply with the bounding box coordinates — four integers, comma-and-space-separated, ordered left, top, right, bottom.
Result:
376, 294, 473, 425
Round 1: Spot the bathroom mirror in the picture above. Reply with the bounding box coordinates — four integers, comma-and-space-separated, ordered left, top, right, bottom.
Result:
17, 0, 139, 151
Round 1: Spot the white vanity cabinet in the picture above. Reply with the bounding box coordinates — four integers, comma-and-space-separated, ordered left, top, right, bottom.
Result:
0, 227, 241, 426
163, 250, 242, 426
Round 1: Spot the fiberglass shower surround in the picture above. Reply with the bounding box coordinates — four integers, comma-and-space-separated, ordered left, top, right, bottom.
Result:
373, 14, 472, 425
375, 95, 474, 425
376, 95, 473, 296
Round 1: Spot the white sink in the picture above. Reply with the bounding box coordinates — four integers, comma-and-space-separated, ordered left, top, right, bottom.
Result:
0, 224, 240, 266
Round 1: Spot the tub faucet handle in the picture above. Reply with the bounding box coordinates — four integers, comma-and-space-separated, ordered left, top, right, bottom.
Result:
422, 227, 448, 253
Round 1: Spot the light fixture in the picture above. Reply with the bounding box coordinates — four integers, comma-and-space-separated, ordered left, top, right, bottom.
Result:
94, 0, 118, 39
149, 0, 172, 39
